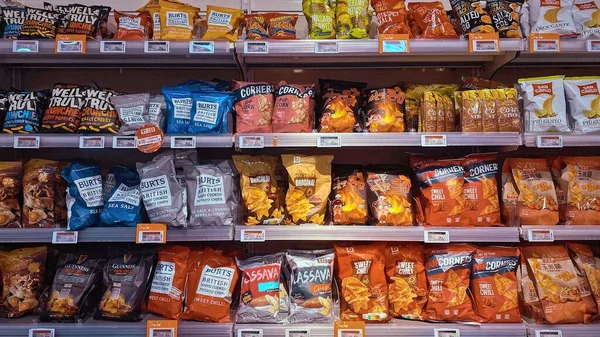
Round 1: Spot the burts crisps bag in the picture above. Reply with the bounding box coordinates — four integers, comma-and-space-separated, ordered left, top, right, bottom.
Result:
159, 1, 198, 40
148, 245, 190, 320
384, 244, 427, 320
99, 166, 142, 227
62, 161, 103, 231
202, 6, 243, 42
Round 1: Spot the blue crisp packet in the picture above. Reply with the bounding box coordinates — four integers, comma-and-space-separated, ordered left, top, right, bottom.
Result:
62, 161, 103, 231
163, 87, 193, 134
99, 166, 142, 227
188, 92, 234, 134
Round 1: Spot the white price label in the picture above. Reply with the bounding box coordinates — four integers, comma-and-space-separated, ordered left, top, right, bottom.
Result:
472, 39, 499, 52
112, 136, 137, 148
52, 231, 78, 244
138, 230, 164, 244
435, 329, 460, 337
528, 229, 554, 242
587, 40, 600, 52
101, 41, 126, 53
317, 135, 342, 147
421, 134, 447, 147
424, 230, 450, 243
189, 41, 214, 53
315, 41, 338, 53
244, 41, 269, 54
382, 40, 409, 53
14, 136, 40, 149
533, 39, 559, 52
239, 136, 265, 148
537, 135, 563, 148
149, 328, 175, 337
535, 330, 562, 337
286, 329, 310, 337
170, 136, 196, 149
29, 329, 55, 337
79, 136, 105, 149
241, 229, 266, 242
238, 329, 263, 337
13, 40, 39, 53
145, 41, 170, 53
57, 40, 84, 53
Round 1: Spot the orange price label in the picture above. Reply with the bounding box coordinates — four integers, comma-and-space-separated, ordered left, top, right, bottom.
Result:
469, 33, 500, 52
147, 320, 177, 337
136, 223, 167, 244
55, 34, 86, 53
529, 33, 560, 53
334, 320, 365, 337
378, 34, 410, 53
136, 124, 165, 153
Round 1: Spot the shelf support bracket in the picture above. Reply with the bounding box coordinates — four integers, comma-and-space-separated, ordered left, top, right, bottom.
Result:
481, 51, 518, 79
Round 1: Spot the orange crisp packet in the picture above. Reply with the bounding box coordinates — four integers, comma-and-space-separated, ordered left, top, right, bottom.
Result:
463, 153, 501, 226
232, 81, 275, 133
202, 5, 244, 42
114, 11, 151, 40
371, 0, 413, 36
331, 170, 369, 225
366, 172, 413, 226
148, 245, 190, 320
556, 157, 600, 225
567, 243, 600, 322
407, 2, 459, 38
365, 86, 406, 132
384, 244, 427, 320
244, 14, 268, 39
265, 13, 298, 39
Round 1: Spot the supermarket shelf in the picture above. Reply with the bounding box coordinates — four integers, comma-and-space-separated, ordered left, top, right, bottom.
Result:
235, 321, 527, 337
0, 134, 234, 148
527, 324, 600, 337
521, 225, 600, 241
517, 39, 600, 65
235, 132, 522, 148
0, 227, 233, 243
523, 133, 600, 147
234, 225, 520, 242
0, 316, 232, 337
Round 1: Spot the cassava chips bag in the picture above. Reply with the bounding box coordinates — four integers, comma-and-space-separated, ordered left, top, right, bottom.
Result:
564, 76, 600, 133
519, 75, 570, 132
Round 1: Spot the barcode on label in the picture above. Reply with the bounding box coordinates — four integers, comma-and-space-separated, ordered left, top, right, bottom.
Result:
535, 330, 562, 337
528, 229, 554, 242
190, 41, 215, 53
79, 136, 105, 148
588, 40, 600, 52
239, 136, 264, 148
150, 329, 174, 337
238, 329, 263, 337
145, 41, 170, 53
286, 329, 310, 337
139, 231, 163, 243
315, 41, 338, 53
13, 40, 39, 53
244, 41, 268, 54
113, 136, 137, 148
537, 135, 563, 148
52, 231, 78, 244
474, 40, 498, 52
241, 229, 266, 242
57, 40, 83, 53
317, 135, 342, 147
424, 230, 450, 243
101, 41, 126, 53
29, 329, 55, 337
435, 329, 460, 337
14, 136, 40, 149
170, 136, 196, 148
534, 40, 559, 52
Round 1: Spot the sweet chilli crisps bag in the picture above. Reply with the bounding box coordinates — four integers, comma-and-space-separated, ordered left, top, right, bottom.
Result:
568, 243, 600, 319
463, 153, 501, 226
303, 0, 336, 39
202, 6, 243, 42
335, 243, 390, 322
159, 1, 198, 40
331, 170, 368, 225
564, 77, 600, 133
471, 246, 521, 322
384, 244, 427, 320
523, 245, 586, 324
366, 172, 413, 226
282, 154, 333, 225
115, 11, 151, 40
148, 245, 189, 320
529, 0, 578, 36
423, 244, 480, 323
556, 156, 600, 225
572, 0, 600, 38
407, 2, 459, 38
272, 82, 316, 133
449, 0, 495, 35
519, 75, 570, 132
233, 81, 275, 133
233, 155, 283, 225
365, 86, 406, 132
338, 0, 370, 39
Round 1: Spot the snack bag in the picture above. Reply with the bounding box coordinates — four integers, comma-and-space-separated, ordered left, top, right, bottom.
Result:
504, 158, 559, 225
572, 0, 600, 38
202, 5, 243, 42
149, 95, 166, 130
148, 246, 190, 320
557, 156, 600, 225
460, 90, 483, 132
407, 2, 459, 38
286, 250, 335, 323
63, 4, 109, 39
335, 243, 390, 322
232, 81, 275, 133
450, 0, 495, 35
163, 87, 192, 134
523, 245, 586, 323
0, 162, 21, 228
338, 0, 370, 38
137, 0, 161, 39
423, 244, 480, 322
529, 0, 578, 36
330, 170, 368, 225
319, 79, 367, 133
115, 11, 151, 40
159, 1, 198, 40
384, 244, 427, 320
99, 166, 142, 227
79, 87, 120, 134
282, 154, 333, 225
0, 7, 25, 39
189, 91, 234, 134
566, 244, 598, 322
518, 254, 545, 323
463, 153, 501, 226
3, 91, 47, 134
366, 171, 413, 226
244, 14, 268, 39
519, 75, 570, 132
111, 93, 150, 136
567, 243, 600, 320
236, 253, 284, 323
265, 13, 298, 39
421, 91, 438, 132
23, 159, 58, 228
303, 0, 336, 39
272, 82, 316, 133
233, 155, 283, 225
19, 7, 62, 39
41, 84, 86, 133
471, 246, 521, 322
62, 161, 103, 231
487, 0, 523, 37
495, 88, 521, 132
417, 159, 469, 226
564, 77, 600, 133
365, 86, 406, 132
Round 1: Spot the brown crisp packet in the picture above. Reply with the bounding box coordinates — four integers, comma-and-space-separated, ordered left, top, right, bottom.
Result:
23, 159, 58, 228
0, 162, 22, 228
54, 162, 69, 227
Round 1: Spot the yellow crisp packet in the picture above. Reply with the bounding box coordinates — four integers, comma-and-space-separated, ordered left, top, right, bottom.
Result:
138, 0, 162, 40
159, 1, 198, 40
201, 5, 244, 42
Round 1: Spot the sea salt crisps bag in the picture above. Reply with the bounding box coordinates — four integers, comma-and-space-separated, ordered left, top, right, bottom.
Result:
519, 75, 570, 132
62, 161, 103, 231
110, 93, 150, 135
99, 166, 142, 227
564, 77, 600, 133
529, 0, 578, 36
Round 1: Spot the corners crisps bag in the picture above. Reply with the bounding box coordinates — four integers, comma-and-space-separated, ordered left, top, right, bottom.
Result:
519, 75, 570, 132
148, 245, 190, 320
564, 76, 600, 134
567, 243, 600, 320
528, 0, 578, 36
183, 248, 239, 323
159, 1, 198, 40
330, 170, 369, 225
407, 2, 459, 38
202, 6, 244, 42
233, 81, 274, 133
335, 243, 390, 322
303, 0, 336, 39
384, 244, 427, 320
423, 244, 480, 323
566, 243, 598, 323
272, 81, 316, 133
556, 156, 600, 225
462, 153, 501, 226
523, 245, 586, 324
471, 246, 521, 322
518, 254, 545, 323
366, 171, 413, 226
282, 154, 333, 225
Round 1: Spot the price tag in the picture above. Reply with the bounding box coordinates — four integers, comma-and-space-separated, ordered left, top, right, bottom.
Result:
147, 320, 177, 337
136, 124, 165, 153
14, 136, 40, 149
469, 33, 500, 53
238, 329, 263, 337
145, 41, 170, 53
55, 34, 86, 53
101, 41, 126, 53
239, 135, 265, 148
587, 40, 600, 52
317, 135, 342, 147
424, 230, 450, 243
537, 135, 563, 148
435, 329, 460, 337
136, 223, 167, 244
535, 331, 562, 337
241, 229, 266, 242
170, 136, 196, 149
113, 136, 137, 148
379, 34, 410, 53
13, 40, 39, 53
52, 231, 78, 244
334, 320, 365, 337
528, 229, 554, 242
529, 33, 561, 52
189, 41, 215, 53
244, 41, 269, 54
286, 329, 310, 337
421, 134, 447, 147
315, 41, 338, 53
29, 329, 55, 337
79, 136, 105, 149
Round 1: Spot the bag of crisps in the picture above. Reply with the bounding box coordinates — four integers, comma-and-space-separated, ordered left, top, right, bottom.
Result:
233, 155, 283, 226
233, 81, 275, 133
272, 82, 316, 133
518, 254, 545, 323
549, 157, 568, 223
244, 14, 268, 39
319, 79, 367, 133
115, 11, 151, 40
463, 153, 501, 226
528, 0, 578, 36
159, 1, 198, 40
365, 86, 406, 132
303, 0, 336, 39
572, 0, 600, 39
423, 244, 480, 323
148, 245, 190, 320
407, 2, 459, 38
366, 171, 413, 226
519, 75, 570, 132
471, 246, 521, 322
494, 88, 521, 132
564, 77, 600, 133
330, 170, 369, 225
487, 0, 523, 37
202, 5, 243, 42
523, 245, 586, 323
282, 154, 333, 225
335, 243, 390, 322
384, 244, 427, 320
264, 13, 298, 39
338, 0, 370, 38
555, 156, 600, 225
450, 0, 496, 35
371, 0, 412, 37
568, 243, 600, 320
137, 0, 161, 39
565, 244, 597, 323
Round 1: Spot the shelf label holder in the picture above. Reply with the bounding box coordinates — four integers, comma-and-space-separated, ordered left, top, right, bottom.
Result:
113, 136, 137, 148
528, 229, 554, 242
170, 136, 196, 149
315, 41, 339, 53
435, 329, 460, 337
529, 33, 560, 53
379, 34, 410, 53
14, 136, 40, 149
286, 329, 310, 337
424, 230, 450, 243
13, 40, 39, 53
244, 41, 269, 54
29, 329, 55, 337
421, 134, 447, 147
55, 34, 86, 53
535, 330, 562, 337
588, 40, 600, 52
79, 136, 105, 149
334, 320, 365, 337
238, 329, 263, 337
101, 41, 126, 53
239, 135, 265, 148
190, 41, 215, 53
317, 135, 342, 147
52, 231, 78, 244
469, 33, 500, 53
537, 135, 563, 148
147, 320, 177, 337
241, 229, 266, 242
136, 223, 167, 244
144, 41, 170, 53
